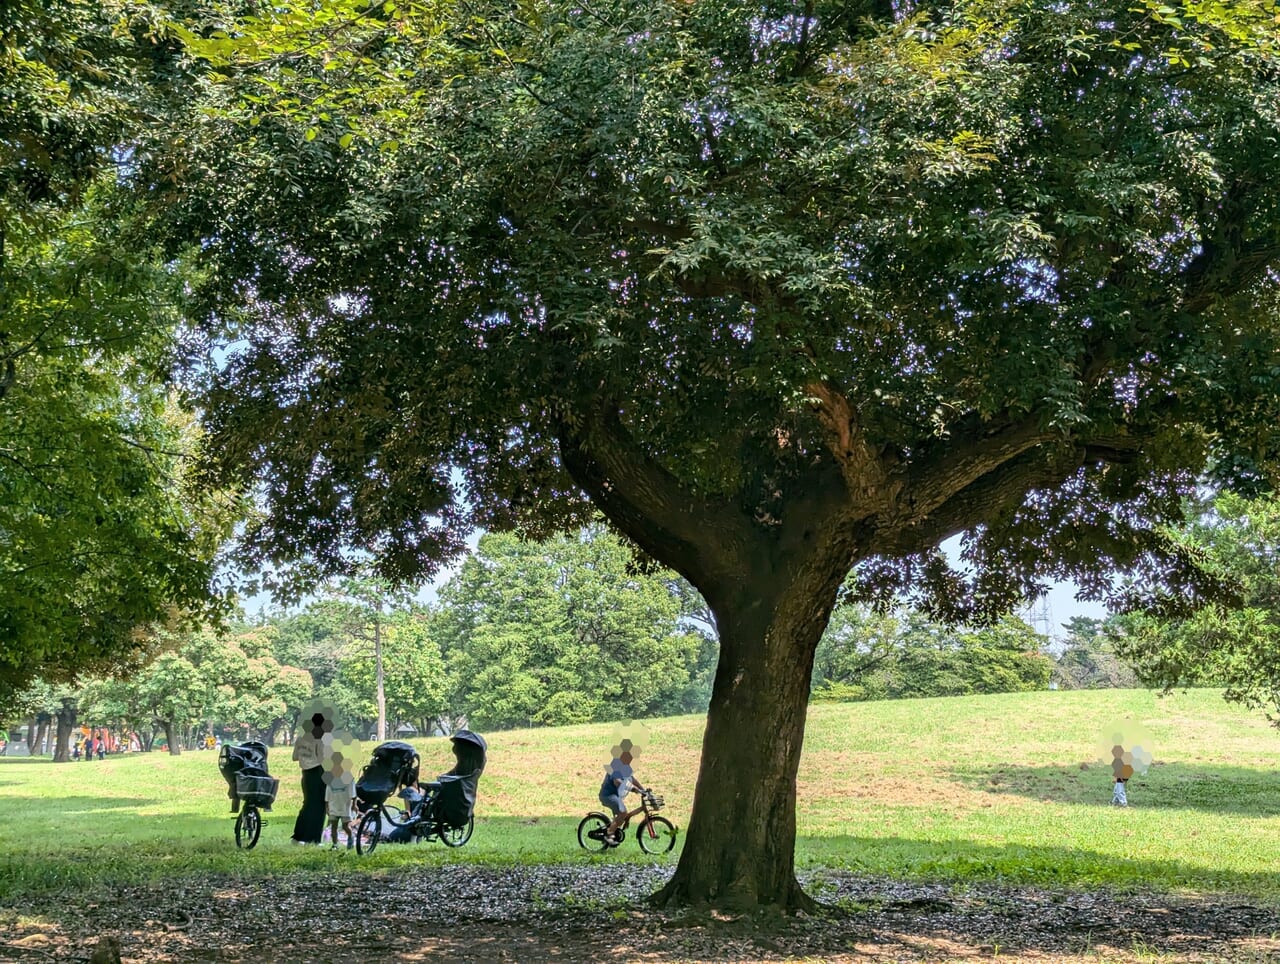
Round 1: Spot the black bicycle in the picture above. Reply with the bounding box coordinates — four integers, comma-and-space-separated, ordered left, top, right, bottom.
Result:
353, 734, 486, 855
233, 771, 280, 849
577, 787, 676, 854
218, 742, 278, 850
356, 782, 474, 854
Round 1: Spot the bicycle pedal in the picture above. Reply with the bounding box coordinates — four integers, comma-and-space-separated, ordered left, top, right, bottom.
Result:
586, 828, 606, 840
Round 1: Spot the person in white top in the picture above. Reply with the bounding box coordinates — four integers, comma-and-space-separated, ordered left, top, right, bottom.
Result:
291, 712, 332, 843
325, 753, 357, 850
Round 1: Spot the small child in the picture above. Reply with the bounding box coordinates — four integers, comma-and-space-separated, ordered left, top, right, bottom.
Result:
325, 754, 356, 850
599, 749, 645, 841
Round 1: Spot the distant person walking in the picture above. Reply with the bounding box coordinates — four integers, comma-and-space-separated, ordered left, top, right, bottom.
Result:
291, 712, 330, 844
95, 735, 105, 761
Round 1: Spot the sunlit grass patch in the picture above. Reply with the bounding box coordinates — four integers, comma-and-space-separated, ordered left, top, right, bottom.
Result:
2, 688, 1278, 903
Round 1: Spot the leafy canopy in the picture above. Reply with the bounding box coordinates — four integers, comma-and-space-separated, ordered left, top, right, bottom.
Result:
159, 0, 1280, 618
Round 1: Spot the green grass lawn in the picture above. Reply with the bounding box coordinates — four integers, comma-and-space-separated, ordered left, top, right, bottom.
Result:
2, 688, 1278, 904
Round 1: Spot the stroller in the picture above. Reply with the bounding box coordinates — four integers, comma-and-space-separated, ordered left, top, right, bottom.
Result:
361, 731, 487, 853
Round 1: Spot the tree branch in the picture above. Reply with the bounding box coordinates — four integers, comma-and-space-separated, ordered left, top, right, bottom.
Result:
804, 379, 899, 512
556, 405, 755, 587
903, 417, 1056, 522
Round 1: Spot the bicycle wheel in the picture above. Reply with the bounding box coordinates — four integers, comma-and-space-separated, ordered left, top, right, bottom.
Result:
577, 813, 611, 852
356, 808, 382, 855
440, 815, 474, 848
235, 807, 262, 849
637, 816, 676, 854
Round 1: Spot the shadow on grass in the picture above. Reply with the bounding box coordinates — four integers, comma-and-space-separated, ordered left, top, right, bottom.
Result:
948, 761, 1280, 814
798, 832, 1280, 899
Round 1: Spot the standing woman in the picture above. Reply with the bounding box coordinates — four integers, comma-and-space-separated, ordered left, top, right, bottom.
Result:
291, 712, 330, 844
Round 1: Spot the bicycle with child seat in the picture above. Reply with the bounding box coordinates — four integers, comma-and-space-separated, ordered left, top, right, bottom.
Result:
232, 773, 280, 850
577, 787, 676, 854
355, 786, 475, 854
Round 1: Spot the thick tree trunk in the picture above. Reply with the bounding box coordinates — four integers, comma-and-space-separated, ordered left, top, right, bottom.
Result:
26, 716, 37, 753
653, 566, 844, 912
34, 716, 50, 755
53, 705, 77, 762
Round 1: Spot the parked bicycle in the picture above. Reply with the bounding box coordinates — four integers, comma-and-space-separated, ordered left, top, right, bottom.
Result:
353, 732, 487, 855
217, 741, 280, 850
577, 786, 676, 854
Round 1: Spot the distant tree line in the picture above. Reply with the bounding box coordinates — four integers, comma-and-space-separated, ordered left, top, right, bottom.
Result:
8, 523, 1175, 759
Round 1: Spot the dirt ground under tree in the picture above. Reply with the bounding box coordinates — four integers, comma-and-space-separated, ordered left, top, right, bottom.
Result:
4, 866, 1279, 962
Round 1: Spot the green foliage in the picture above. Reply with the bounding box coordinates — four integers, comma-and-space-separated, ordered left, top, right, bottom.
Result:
1051, 616, 1140, 690
1112, 492, 1280, 726
435, 528, 709, 728
152, 0, 1280, 618
812, 608, 1051, 702
339, 611, 450, 732
0, 1, 232, 698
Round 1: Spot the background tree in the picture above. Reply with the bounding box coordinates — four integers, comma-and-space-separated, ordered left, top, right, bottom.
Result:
1113, 492, 1280, 725
812, 607, 1050, 701
160, 0, 1280, 909
340, 611, 449, 736
1051, 616, 1141, 690
324, 574, 415, 741
435, 529, 706, 728
0, 0, 231, 699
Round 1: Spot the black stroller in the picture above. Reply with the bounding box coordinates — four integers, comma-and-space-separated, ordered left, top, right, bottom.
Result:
356, 731, 486, 854
217, 741, 279, 849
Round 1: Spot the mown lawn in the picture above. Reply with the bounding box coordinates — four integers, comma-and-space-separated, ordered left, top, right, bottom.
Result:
2, 688, 1278, 903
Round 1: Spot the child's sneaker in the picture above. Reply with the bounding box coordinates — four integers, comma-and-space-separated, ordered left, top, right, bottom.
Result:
347, 839, 355, 850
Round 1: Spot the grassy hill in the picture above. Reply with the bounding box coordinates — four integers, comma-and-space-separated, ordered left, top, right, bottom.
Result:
2, 688, 1278, 902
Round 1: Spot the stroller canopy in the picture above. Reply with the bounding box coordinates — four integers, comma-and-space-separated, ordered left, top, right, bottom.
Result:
218, 741, 271, 812
218, 741, 269, 782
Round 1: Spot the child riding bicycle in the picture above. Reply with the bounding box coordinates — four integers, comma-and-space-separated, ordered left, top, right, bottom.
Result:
595, 748, 646, 843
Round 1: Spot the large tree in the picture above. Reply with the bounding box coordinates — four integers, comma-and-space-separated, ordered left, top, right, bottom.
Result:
156, 0, 1280, 909
0, 0, 230, 697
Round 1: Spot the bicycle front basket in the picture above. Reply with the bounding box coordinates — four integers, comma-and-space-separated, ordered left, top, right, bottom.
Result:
646, 793, 665, 812
234, 773, 280, 808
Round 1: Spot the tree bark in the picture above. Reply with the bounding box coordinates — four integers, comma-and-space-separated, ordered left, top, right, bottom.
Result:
162, 720, 180, 756
34, 716, 50, 755
653, 562, 845, 912
53, 703, 77, 762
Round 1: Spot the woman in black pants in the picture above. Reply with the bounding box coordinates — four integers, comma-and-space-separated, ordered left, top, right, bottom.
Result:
291, 712, 329, 843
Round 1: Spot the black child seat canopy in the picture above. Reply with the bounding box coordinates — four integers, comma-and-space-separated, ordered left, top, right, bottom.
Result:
433, 730, 487, 827
217, 741, 279, 811
356, 740, 421, 805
